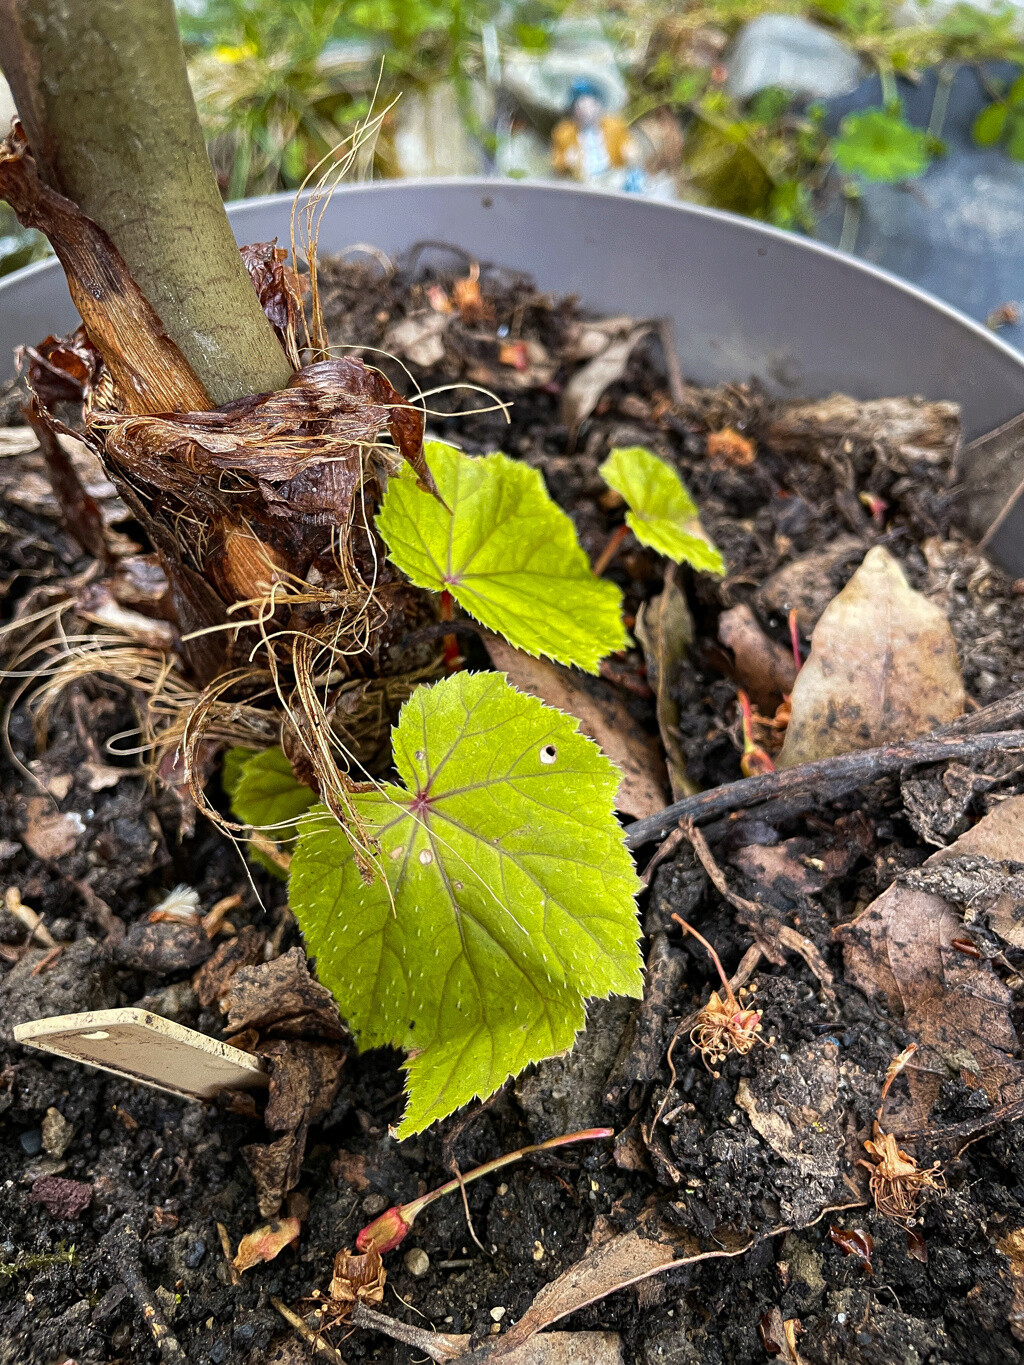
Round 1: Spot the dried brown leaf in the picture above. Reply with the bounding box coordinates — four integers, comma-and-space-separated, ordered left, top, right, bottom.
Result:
482, 633, 669, 818
777, 547, 964, 768
329, 1248, 386, 1306
756, 536, 865, 636
838, 798, 1024, 1128
20, 797, 84, 860
192, 925, 266, 1010
634, 566, 695, 800
560, 325, 651, 433
232, 1216, 301, 1273
717, 603, 797, 715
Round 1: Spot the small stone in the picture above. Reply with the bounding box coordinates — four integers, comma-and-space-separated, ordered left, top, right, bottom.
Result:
490, 1306, 506, 1322
184, 1239, 206, 1269
19, 1129, 42, 1157
726, 15, 861, 102
532, 1240, 545, 1261
362, 1193, 388, 1217
42, 1108, 73, 1159
404, 1247, 430, 1277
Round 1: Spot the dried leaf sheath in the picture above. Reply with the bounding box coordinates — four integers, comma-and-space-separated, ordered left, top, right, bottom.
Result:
0, 125, 211, 414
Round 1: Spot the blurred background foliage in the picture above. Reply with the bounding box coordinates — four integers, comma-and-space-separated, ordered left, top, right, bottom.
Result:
3, 0, 1024, 273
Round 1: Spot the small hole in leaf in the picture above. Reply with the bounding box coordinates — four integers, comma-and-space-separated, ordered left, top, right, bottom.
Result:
415, 749, 426, 762
419, 849, 433, 865
540, 745, 557, 765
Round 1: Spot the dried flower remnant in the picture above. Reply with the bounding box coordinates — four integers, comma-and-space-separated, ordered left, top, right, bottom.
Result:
672, 913, 770, 1076
858, 1123, 945, 1226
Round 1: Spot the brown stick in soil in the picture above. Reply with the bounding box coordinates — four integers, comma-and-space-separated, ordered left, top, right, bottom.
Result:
624, 722, 1024, 850
100, 1217, 191, 1365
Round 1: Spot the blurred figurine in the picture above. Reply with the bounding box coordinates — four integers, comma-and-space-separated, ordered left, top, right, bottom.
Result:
551, 78, 645, 192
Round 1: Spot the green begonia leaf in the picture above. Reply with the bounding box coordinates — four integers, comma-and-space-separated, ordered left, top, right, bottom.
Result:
600, 446, 725, 575
228, 746, 317, 879
290, 671, 642, 1135
376, 441, 627, 673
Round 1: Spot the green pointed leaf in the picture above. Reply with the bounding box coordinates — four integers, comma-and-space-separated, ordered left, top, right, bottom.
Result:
228, 746, 317, 878
290, 671, 643, 1135
376, 441, 627, 673
973, 100, 1008, 147
600, 446, 725, 575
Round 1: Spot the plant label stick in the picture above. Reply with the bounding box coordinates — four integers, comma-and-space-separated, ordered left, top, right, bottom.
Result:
13, 1007, 268, 1100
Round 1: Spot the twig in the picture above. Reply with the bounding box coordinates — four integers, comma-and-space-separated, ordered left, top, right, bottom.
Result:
677, 819, 762, 920
101, 1218, 191, 1365
624, 730, 1024, 849
351, 1302, 463, 1363
895, 1093, 1024, 1146
657, 317, 686, 407
272, 1296, 347, 1364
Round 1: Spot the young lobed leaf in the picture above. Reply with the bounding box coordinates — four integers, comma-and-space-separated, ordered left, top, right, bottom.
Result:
227, 746, 317, 878
289, 670, 643, 1136
376, 440, 627, 673
599, 446, 725, 575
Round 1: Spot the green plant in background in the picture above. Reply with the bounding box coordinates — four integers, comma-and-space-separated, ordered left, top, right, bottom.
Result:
181, 0, 371, 198
831, 105, 936, 180
0, 203, 49, 278
626, 0, 1024, 230
973, 66, 1024, 157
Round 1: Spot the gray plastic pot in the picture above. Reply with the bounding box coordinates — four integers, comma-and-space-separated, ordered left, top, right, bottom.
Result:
2, 179, 1023, 566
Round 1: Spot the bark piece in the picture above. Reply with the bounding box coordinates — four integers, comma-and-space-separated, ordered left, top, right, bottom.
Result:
226, 947, 346, 1041
778, 547, 964, 768
0, 125, 210, 414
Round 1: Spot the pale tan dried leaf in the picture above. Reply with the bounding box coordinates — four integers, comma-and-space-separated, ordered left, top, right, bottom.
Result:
560, 325, 651, 432
232, 1216, 301, 1273
482, 634, 668, 818
777, 547, 964, 768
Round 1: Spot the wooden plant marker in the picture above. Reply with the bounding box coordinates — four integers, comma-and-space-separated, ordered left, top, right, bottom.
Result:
13, 1007, 268, 1101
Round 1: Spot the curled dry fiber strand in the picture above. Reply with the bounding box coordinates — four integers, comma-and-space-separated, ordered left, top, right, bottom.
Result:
0, 122, 439, 868
859, 1123, 946, 1227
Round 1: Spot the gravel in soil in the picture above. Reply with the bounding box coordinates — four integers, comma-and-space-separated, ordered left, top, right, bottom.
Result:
1, 252, 1024, 1365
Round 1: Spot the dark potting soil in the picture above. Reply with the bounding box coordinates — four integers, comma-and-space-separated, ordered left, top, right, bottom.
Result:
2, 251, 1024, 1365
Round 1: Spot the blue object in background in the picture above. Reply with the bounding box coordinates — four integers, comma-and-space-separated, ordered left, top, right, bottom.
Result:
815, 63, 1024, 355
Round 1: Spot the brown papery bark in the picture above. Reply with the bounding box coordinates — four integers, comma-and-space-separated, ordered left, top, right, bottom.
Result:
0, 0, 294, 408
